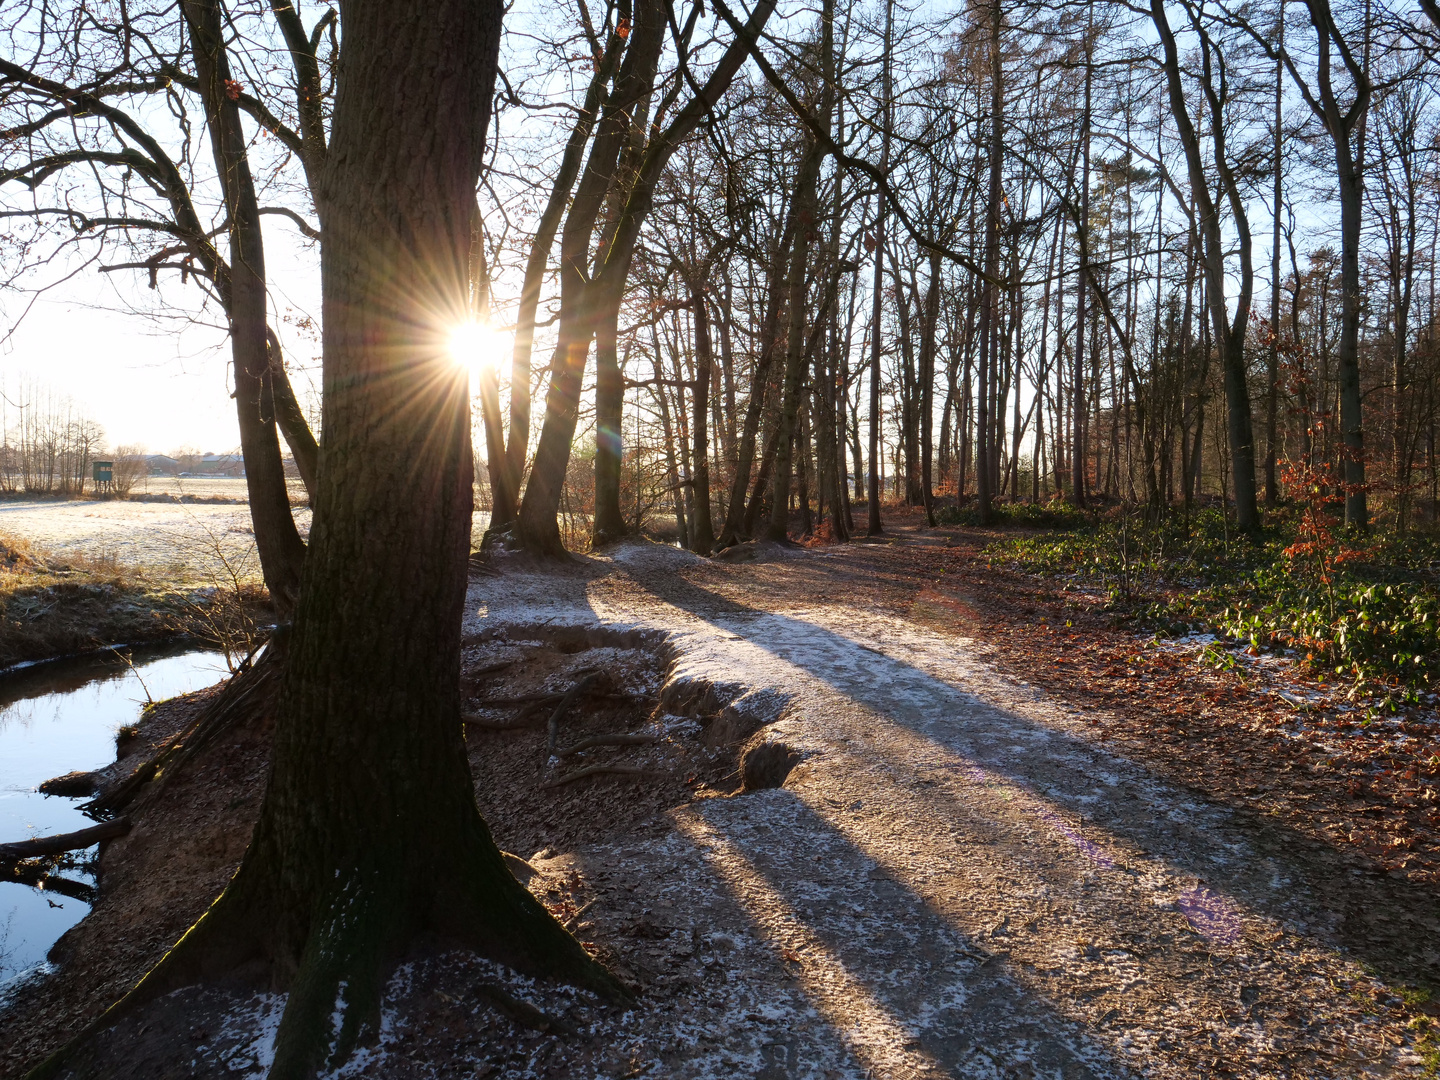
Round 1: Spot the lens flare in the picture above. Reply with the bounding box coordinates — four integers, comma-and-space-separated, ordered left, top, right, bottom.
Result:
448, 321, 509, 376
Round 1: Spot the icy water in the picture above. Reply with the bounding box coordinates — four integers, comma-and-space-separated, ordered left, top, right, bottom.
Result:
0, 646, 228, 996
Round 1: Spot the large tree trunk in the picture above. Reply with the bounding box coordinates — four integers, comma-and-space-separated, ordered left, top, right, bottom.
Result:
68, 7, 617, 1078
186, 0, 306, 612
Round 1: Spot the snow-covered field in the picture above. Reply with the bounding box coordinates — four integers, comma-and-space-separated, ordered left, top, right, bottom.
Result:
0, 498, 278, 581
116, 477, 281, 501
0, 497, 493, 581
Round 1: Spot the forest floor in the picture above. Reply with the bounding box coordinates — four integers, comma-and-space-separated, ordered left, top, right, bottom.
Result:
2, 508, 1439, 1079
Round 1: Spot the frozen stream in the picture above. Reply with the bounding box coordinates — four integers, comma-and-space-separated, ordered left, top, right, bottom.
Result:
0, 647, 228, 997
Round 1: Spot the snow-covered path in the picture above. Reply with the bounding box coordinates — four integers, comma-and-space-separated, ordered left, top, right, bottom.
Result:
466, 541, 1429, 1079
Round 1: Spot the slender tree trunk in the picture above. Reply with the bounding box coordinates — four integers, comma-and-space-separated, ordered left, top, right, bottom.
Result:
266, 328, 319, 503
592, 287, 628, 544
471, 215, 516, 526
1072, 14, 1092, 507
516, 0, 667, 554
689, 279, 716, 552
586, 0, 778, 546
918, 250, 941, 524
501, 33, 626, 526
1266, 5, 1285, 506
719, 191, 798, 547
186, 0, 306, 612
976, 0, 1004, 523
867, 0, 893, 536
651, 327, 688, 544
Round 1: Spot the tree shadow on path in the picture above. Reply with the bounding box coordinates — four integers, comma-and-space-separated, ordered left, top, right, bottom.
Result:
623, 569, 1440, 1000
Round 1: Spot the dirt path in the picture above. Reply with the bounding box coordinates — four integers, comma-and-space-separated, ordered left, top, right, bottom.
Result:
459, 533, 1432, 1079
4, 525, 1434, 1079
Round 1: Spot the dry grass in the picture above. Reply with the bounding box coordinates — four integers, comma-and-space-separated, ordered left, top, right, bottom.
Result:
0, 530, 269, 669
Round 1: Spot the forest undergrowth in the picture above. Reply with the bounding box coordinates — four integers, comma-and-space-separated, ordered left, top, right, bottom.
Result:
990, 504, 1440, 703
921, 505, 1440, 932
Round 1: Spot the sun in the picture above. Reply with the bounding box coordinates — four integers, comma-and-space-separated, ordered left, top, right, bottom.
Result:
447, 320, 511, 377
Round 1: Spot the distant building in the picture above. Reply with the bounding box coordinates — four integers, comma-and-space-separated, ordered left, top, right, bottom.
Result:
197, 453, 245, 476
148, 451, 245, 477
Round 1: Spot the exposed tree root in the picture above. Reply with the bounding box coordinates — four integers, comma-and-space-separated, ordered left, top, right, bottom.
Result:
557, 732, 660, 756
470, 660, 516, 678
462, 670, 635, 733
470, 692, 567, 707
541, 764, 669, 789
546, 672, 599, 758
472, 980, 574, 1034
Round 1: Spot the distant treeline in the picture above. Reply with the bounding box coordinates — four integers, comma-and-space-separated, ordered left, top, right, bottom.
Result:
0, 377, 144, 495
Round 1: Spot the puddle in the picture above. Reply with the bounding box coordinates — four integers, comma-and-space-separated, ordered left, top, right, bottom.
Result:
0, 645, 228, 995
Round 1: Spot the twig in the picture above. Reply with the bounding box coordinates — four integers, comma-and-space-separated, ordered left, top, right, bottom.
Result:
107, 646, 155, 706
557, 732, 660, 757
463, 697, 562, 730
562, 898, 598, 932
541, 765, 668, 789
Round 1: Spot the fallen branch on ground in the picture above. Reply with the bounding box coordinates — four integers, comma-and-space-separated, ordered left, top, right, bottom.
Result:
557, 732, 660, 757
0, 817, 130, 864
541, 764, 669, 789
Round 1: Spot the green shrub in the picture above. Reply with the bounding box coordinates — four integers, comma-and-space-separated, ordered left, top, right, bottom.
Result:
934, 499, 1089, 530
989, 513, 1440, 692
